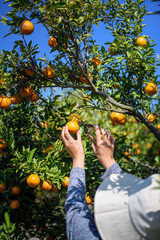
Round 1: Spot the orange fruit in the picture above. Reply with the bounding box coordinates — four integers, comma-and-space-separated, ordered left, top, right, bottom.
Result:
66, 121, 79, 134
20, 20, 34, 35
41, 121, 49, 128
85, 194, 92, 204
62, 177, 70, 187
134, 149, 141, 155
144, 82, 158, 96
156, 124, 160, 133
80, 73, 93, 83
53, 185, 59, 192
147, 143, 152, 149
147, 113, 156, 123
26, 174, 40, 188
10, 200, 20, 209
24, 65, 36, 76
131, 117, 136, 123
0, 139, 7, 149
124, 151, 131, 158
41, 180, 52, 191
132, 143, 139, 149
11, 186, 21, 195
20, 86, 33, 97
41, 144, 54, 154
135, 36, 147, 47
108, 46, 117, 55
0, 95, 11, 110
43, 66, 55, 78
110, 112, 126, 125
11, 94, 22, 104
48, 37, 58, 48
91, 57, 102, 66
0, 183, 7, 193
28, 92, 39, 102
0, 79, 3, 86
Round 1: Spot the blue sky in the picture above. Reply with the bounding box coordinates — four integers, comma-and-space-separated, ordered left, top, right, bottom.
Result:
0, 0, 160, 97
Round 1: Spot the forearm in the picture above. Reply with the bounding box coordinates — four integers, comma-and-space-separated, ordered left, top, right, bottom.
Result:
65, 168, 100, 240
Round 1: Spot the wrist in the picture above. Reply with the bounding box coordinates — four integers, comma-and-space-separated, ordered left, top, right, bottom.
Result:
101, 158, 116, 170
72, 157, 85, 169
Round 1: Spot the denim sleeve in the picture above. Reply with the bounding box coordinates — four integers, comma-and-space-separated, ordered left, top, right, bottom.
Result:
100, 162, 123, 182
65, 167, 101, 240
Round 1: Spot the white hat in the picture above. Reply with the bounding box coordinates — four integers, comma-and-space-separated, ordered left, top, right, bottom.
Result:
94, 173, 160, 240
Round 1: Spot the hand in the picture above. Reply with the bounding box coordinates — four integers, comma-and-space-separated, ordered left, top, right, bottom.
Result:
88, 126, 116, 170
61, 126, 85, 169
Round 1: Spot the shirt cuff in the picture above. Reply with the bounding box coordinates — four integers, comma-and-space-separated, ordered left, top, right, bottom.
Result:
100, 162, 123, 182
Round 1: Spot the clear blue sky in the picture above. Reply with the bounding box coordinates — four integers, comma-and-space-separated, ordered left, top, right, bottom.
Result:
0, 0, 160, 97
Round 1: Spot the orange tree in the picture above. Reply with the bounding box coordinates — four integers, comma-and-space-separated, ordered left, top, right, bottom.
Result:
0, 0, 160, 238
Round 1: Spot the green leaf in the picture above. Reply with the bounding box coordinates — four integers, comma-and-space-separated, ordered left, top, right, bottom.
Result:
27, 148, 37, 163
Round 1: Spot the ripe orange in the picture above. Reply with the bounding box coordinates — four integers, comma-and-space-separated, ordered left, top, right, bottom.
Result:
131, 117, 136, 123
11, 186, 21, 195
91, 57, 102, 66
0, 95, 11, 110
147, 143, 152, 149
66, 121, 79, 134
20, 86, 33, 97
144, 82, 158, 96
23, 65, 36, 76
41, 180, 52, 191
85, 194, 92, 204
124, 151, 131, 158
147, 113, 156, 123
0, 183, 7, 193
110, 112, 126, 125
41, 121, 49, 128
134, 149, 141, 155
20, 20, 34, 35
48, 37, 58, 48
108, 46, 117, 55
0, 79, 3, 86
0, 139, 7, 149
10, 200, 20, 209
132, 143, 139, 149
11, 94, 22, 105
26, 174, 40, 187
41, 144, 54, 154
80, 73, 93, 83
28, 92, 39, 102
156, 124, 160, 133
135, 36, 147, 47
62, 177, 70, 187
43, 66, 55, 78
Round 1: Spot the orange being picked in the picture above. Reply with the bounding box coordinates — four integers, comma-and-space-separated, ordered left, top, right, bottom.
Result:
85, 194, 92, 204
43, 66, 55, 78
62, 177, 70, 188
0, 183, 7, 193
41, 180, 52, 191
10, 200, 20, 209
135, 36, 147, 47
80, 73, 93, 84
20, 86, 33, 97
26, 174, 40, 187
147, 113, 156, 123
48, 37, 58, 48
23, 65, 36, 76
20, 20, 34, 35
0, 139, 7, 149
66, 121, 79, 134
28, 92, 39, 102
0, 95, 11, 110
11, 94, 22, 105
11, 186, 21, 195
144, 82, 158, 96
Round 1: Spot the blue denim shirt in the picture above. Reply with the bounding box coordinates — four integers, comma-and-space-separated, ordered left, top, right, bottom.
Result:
65, 163, 123, 240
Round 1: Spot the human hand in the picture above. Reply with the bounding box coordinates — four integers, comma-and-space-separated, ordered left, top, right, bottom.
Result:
61, 126, 85, 169
88, 126, 116, 170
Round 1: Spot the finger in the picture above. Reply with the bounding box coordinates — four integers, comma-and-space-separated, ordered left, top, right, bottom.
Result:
111, 136, 116, 146
61, 127, 65, 141
91, 142, 96, 153
100, 128, 106, 141
64, 125, 73, 141
77, 130, 82, 142
95, 125, 101, 144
